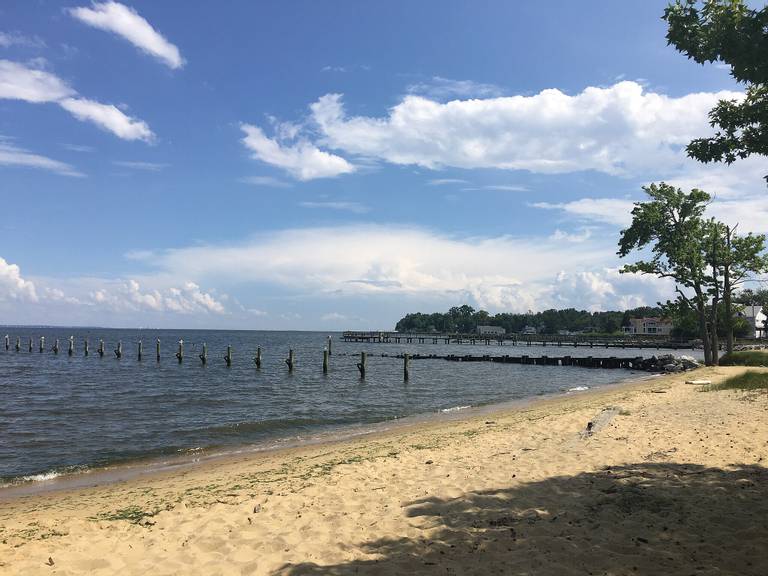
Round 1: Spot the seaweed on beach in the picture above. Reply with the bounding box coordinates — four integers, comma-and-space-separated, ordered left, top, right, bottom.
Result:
91, 505, 162, 525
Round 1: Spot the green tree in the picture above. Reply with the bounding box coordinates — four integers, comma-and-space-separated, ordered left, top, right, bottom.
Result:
664, 0, 768, 181
618, 183, 715, 364
713, 224, 768, 353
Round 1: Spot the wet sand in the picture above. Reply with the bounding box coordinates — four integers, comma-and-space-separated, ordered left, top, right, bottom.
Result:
1, 366, 766, 575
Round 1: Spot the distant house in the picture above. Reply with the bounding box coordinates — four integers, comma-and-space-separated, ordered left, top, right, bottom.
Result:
737, 306, 766, 339
622, 317, 673, 336
477, 325, 505, 336
521, 325, 537, 335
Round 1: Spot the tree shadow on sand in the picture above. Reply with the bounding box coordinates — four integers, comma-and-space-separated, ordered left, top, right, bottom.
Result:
275, 462, 768, 575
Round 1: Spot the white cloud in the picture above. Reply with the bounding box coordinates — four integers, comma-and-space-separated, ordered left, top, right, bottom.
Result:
60, 98, 154, 141
61, 143, 94, 153
239, 175, 292, 188
463, 184, 529, 192
550, 268, 673, 312
240, 123, 355, 180
0, 60, 154, 142
406, 76, 503, 100
0, 60, 74, 102
130, 224, 669, 312
532, 198, 635, 227
299, 201, 370, 213
427, 178, 469, 185
532, 158, 768, 235
0, 31, 45, 49
662, 156, 766, 200
321, 312, 347, 321
0, 139, 84, 177
309, 82, 742, 177
0, 257, 38, 301
88, 279, 225, 314
69, 1, 184, 69
113, 160, 169, 171
549, 228, 593, 243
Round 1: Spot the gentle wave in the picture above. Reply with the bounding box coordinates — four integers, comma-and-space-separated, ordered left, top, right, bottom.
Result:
568, 386, 590, 391
440, 405, 472, 413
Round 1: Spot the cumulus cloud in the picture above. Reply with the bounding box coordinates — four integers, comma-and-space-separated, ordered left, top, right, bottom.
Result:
129, 224, 669, 312
69, 1, 184, 69
89, 279, 225, 314
240, 123, 355, 180
0, 257, 38, 301
307, 82, 741, 177
0, 59, 154, 141
549, 268, 673, 312
0, 138, 84, 177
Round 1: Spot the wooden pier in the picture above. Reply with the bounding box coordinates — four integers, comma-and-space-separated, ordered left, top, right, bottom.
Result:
342, 331, 694, 350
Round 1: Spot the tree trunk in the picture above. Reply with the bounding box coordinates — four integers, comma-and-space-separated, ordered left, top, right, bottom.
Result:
724, 226, 734, 355
709, 227, 720, 365
710, 296, 719, 365
696, 288, 712, 365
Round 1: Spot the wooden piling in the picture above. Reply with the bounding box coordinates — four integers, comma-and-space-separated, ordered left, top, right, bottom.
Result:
285, 349, 295, 372
254, 346, 262, 368
327, 335, 332, 356
4, 334, 8, 351
138, 340, 143, 361
323, 348, 329, 374
68, 336, 74, 356
156, 339, 161, 362
176, 340, 184, 363
357, 351, 367, 378
199, 342, 207, 365
225, 344, 232, 367
115, 341, 122, 359
403, 353, 410, 381
28, 337, 33, 353
98, 339, 104, 357
84, 338, 89, 356
53, 339, 59, 354
39, 336, 45, 353
15, 336, 20, 352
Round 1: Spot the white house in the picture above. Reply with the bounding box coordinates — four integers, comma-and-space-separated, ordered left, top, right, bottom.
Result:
737, 305, 766, 339
477, 325, 505, 336
622, 317, 673, 336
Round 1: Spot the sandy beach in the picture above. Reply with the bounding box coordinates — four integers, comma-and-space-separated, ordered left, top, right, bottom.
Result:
1, 366, 766, 575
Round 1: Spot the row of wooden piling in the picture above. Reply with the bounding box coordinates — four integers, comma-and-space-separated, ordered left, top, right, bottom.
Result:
2, 335, 412, 378
403, 353, 642, 369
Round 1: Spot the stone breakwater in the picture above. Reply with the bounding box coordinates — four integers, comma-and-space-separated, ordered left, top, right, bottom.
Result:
637, 354, 701, 373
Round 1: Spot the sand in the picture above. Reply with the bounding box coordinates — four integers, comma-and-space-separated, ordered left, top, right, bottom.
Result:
1, 366, 767, 575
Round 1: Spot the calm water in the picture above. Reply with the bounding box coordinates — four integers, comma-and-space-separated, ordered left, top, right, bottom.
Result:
0, 328, 700, 484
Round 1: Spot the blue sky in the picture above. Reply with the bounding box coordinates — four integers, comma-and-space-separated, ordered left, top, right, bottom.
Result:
0, 1, 764, 329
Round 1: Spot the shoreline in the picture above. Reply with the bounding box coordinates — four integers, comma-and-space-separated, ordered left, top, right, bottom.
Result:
0, 371, 659, 499
2, 366, 765, 575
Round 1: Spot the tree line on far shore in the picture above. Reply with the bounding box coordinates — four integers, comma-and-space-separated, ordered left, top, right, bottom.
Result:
394, 298, 761, 340
395, 305, 661, 336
